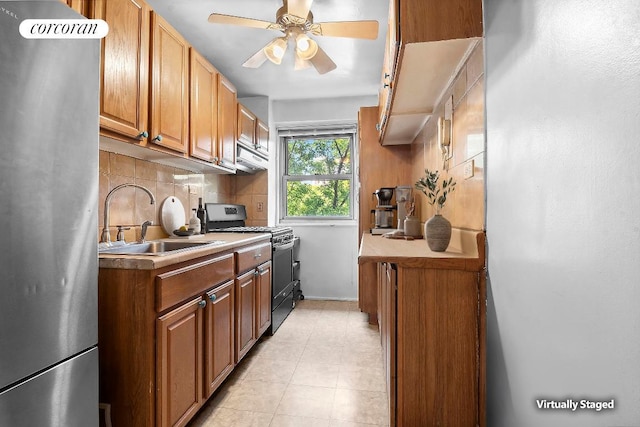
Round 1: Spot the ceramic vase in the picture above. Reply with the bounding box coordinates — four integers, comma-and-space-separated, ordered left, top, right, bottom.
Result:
425, 214, 451, 252
403, 216, 421, 237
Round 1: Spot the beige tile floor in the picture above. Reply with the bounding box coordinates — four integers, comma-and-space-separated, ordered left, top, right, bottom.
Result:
187, 299, 389, 427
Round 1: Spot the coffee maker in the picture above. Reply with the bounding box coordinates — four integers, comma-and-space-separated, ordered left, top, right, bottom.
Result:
371, 187, 396, 235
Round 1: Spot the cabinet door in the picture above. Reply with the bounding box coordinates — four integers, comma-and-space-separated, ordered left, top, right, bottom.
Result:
204, 280, 235, 399
217, 75, 237, 169
237, 103, 256, 147
157, 297, 204, 427
255, 261, 272, 337
190, 48, 218, 162
377, 0, 398, 138
383, 263, 397, 425
235, 270, 256, 363
150, 12, 190, 154
62, 0, 89, 16
255, 119, 269, 156
94, 0, 150, 143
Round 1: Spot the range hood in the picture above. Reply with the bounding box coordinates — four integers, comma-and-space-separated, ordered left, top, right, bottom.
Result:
236, 143, 268, 174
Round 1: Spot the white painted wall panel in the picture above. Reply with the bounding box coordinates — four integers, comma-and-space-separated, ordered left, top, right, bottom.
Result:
485, 0, 640, 425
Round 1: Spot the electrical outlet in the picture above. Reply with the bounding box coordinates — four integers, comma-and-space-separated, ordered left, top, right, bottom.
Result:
464, 160, 475, 179
257, 202, 264, 212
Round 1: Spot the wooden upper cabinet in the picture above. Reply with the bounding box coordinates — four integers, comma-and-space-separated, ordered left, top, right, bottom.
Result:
238, 103, 269, 157
378, 0, 483, 144
237, 103, 256, 147
149, 12, 190, 154
61, 0, 90, 16
377, 0, 397, 136
94, 0, 150, 143
255, 119, 269, 156
190, 48, 219, 163
397, 0, 482, 44
217, 75, 237, 169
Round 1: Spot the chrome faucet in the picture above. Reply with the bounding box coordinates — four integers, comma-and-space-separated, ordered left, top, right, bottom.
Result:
140, 220, 153, 243
101, 184, 156, 244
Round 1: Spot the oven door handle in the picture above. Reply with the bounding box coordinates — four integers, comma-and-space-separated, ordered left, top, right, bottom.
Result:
273, 241, 295, 252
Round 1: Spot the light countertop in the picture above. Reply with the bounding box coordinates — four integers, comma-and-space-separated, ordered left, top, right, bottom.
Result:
99, 233, 271, 270
358, 229, 485, 271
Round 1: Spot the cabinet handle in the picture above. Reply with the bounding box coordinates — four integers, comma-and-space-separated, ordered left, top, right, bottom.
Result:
137, 131, 148, 139
254, 270, 259, 277
209, 294, 217, 302
254, 253, 262, 258
152, 134, 163, 143
376, 123, 381, 131
383, 82, 390, 88
198, 300, 206, 308
384, 72, 390, 79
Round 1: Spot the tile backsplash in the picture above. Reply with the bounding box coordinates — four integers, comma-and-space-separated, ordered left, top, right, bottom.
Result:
98, 150, 235, 241
411, 41, 485, 231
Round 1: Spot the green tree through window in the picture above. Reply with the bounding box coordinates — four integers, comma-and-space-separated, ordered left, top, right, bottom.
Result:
282, 131, 354, 218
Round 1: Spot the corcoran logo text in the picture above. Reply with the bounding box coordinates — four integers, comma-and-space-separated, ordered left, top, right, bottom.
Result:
19, 19, 108, 39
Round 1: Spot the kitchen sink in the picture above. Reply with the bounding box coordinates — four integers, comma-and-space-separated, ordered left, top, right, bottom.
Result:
99, 240, 225, 256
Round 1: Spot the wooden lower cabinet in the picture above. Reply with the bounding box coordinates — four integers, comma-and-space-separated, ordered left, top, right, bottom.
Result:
255, 262, 272, 337
157, 297, 204, 427
378, 262, 485, 426
235, 269, 256, 362
98, 239, 274, 427
235, 259, 272, 363
204, 280, 235, 399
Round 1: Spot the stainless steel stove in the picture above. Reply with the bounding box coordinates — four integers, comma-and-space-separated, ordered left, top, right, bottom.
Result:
204, 203, 299, 334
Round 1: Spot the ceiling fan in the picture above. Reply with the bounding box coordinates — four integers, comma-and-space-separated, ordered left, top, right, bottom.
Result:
208, 0, 379, 74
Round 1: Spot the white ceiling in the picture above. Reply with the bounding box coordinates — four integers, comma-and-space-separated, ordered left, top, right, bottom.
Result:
146, 0, 389, 101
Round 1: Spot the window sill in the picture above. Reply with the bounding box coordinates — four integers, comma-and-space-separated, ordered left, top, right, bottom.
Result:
279, 219, 357, 227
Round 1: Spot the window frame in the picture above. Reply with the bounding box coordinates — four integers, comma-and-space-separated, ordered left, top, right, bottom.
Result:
278, 124, 357, 222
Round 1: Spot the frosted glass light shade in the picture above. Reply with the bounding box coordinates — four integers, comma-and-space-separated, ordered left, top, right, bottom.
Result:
264, 37, 288, 64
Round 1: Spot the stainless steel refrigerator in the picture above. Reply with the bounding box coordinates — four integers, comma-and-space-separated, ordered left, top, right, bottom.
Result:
0, 2, 99, 425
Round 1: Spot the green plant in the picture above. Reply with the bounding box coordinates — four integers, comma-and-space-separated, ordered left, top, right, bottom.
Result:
415, 169, 456, 213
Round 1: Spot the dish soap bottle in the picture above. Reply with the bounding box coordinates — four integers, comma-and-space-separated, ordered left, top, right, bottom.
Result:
197, 197, 206, 234
189, 208, 201, 233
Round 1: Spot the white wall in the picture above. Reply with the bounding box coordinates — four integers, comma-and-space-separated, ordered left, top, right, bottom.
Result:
271, 95, 377, 300
291, 224, 359, 300
485, 0, 640, 425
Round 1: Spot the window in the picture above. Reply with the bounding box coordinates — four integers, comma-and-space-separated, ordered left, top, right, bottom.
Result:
279, 125, 356, 220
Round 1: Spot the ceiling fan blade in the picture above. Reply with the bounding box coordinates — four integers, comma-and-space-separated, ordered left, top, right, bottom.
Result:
287, 0, 313, 19
312, 20, 379, 40
242, 47, 269, 68
208, 13, 283, 31
308, 45, 336, 75
294, 53, 312, 70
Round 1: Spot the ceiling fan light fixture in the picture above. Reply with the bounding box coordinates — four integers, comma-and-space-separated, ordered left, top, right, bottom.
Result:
264, 37, 288, 64
295, 33, 318, 60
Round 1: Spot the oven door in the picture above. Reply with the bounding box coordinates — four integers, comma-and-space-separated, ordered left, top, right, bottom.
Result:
272, 240, 294, 310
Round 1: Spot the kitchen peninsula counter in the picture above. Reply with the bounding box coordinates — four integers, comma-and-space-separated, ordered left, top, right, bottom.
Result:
358, 228, 485, 271
99, 232, 270, 270
359, 228, 486, 427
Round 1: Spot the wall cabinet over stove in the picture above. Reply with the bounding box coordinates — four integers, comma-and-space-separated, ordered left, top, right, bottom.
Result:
98, 236, 271, 427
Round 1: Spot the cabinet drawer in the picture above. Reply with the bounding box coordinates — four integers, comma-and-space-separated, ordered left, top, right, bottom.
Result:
156, 253, 234, 312
236, 242, 271, 274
